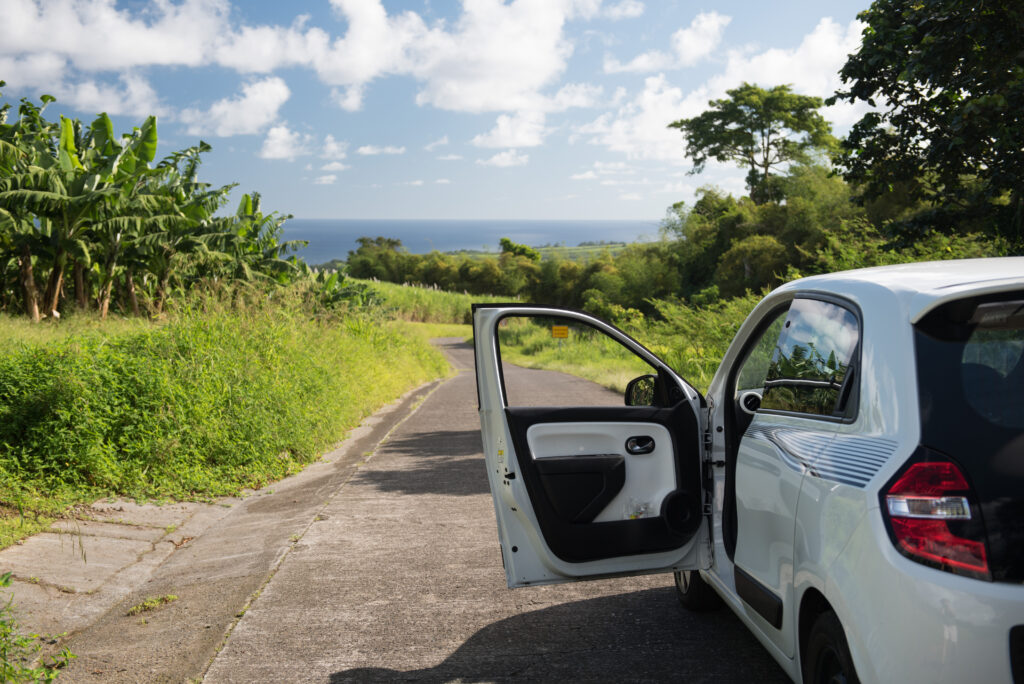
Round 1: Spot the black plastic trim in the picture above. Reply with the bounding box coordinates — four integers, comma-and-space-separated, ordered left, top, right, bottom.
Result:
735, 565, 783, 629
535, 454, 625, 523
1011, 625, 1023, 684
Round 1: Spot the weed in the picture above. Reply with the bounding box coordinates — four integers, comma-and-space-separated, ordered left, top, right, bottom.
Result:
0, 572, 76, 682
126, 595, 178, 616
164, 524, 177, 534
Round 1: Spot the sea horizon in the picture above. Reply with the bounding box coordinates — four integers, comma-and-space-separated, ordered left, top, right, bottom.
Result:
282, 218, 665, 265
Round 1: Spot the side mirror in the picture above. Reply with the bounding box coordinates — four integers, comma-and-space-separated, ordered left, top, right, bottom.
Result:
625, 374, 658, 407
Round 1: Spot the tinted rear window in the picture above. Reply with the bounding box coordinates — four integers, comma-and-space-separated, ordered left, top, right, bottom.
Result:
915, 291, 1024, 582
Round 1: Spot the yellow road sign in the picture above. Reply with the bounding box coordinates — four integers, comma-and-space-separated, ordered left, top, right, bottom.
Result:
551, 325, 569, 339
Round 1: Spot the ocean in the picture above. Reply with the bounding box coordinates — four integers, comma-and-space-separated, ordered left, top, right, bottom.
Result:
282, 218, 663, 264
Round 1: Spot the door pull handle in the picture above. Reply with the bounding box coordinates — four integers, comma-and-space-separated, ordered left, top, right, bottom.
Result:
625, 436, 655, 455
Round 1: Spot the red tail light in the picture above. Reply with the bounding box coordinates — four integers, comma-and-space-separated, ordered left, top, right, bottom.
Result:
883, 459, 991, 580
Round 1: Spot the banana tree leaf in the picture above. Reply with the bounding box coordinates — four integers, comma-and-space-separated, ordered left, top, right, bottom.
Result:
58, 117, 84, 171
134, 116, 158, 164
90, 113, 117, 156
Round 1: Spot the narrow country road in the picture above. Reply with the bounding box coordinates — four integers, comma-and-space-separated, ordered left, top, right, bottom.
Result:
202, 339, 787, 682
52, 339, 788, 682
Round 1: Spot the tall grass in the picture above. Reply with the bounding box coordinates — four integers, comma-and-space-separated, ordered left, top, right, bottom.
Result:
497, 317, 652, 393
0, 305, 449, 547
356, 278, 513, 324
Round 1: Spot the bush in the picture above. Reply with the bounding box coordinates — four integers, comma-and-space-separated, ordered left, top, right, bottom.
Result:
0, 307, 449, 524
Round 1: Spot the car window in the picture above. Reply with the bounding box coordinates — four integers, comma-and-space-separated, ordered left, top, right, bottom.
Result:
735, 308, 789, 392
495, 315, 656, 407
760, 297, 860, 418
959, 299, 1024, 428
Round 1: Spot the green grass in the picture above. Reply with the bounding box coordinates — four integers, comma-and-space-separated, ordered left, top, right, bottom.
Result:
0, 312, 154, 347
356, 278, 513, 324
497, 317, 652, 393
0, 306, 450, 549
126, 595, 178, 616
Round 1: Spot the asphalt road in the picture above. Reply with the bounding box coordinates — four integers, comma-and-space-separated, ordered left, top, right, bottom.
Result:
48, 338, 788, 682
203, 339, 788, 683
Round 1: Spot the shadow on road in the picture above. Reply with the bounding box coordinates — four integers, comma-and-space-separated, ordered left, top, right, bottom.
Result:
329, 587, 789, 682
355, 430, 489, 496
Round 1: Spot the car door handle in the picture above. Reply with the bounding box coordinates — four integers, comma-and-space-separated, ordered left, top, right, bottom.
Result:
625, 436, 655, 455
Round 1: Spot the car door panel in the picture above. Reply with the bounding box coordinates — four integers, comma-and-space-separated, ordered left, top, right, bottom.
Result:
525, 421, 676, 523
474, 305, 710, 587
507, 405, 704, 564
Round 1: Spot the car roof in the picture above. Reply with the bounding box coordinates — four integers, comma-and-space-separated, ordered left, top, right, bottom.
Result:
775, 257, 1024, 323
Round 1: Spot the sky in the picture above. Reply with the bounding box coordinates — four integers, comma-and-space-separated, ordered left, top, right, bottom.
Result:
0, 0, 871, 221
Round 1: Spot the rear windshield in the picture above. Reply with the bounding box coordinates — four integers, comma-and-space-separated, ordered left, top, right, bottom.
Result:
917, 295, 1024, 430
915, 290, 1024, 583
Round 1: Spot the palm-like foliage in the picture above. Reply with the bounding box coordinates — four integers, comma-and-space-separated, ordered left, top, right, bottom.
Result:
0, 85, 308, 320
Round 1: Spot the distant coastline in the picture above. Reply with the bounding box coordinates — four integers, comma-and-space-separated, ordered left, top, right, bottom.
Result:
283, 218, 662, 264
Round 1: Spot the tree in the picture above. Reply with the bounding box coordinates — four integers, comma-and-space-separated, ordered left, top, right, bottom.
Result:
669, 83, 835, 203
499, 237, 540, 261
830, 0, 1024, 245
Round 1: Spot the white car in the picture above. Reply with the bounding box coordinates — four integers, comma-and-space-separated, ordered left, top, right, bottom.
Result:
472, 258, 1024, 683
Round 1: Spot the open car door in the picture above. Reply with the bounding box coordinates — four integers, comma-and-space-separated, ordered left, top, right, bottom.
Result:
473, 304, 711, 588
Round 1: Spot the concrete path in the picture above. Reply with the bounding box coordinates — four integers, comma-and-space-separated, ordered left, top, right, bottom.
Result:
2, 338, 788, 682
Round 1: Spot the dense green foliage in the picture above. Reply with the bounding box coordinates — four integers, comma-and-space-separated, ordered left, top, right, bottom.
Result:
670, 83, 835, 203
346, 163, 1007, 321
357, 278, 512, 323
0, 85, 305, 321
0, 304, 448, 544
830, 1, 1024, 246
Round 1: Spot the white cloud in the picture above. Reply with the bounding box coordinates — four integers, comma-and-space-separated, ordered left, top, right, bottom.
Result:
581, 17, 864, 165
671, 12, 732, 66
313, 174, 337, 184
435, 178, 451, 184
321, 134, 348, 159
549, 82, 604, 111
571, 171, 597, 180
259, 124, 313, 160
476, 149, 529, 167
0, 0, 230, 71
180, 77, 290, 136
331, 85, 365, 112
438, 154, 463, 161
620, 192, 643, 200
406, 179, 424, 186
424, 135, 448, 151
0, 0, 621, 129
321, 161, 349, 171
577, 75, 702, 162
604, 11, 730, 73
604, 1, 644, 20
472, 111, 547, 148
356, 144, 406, 155
59, 72, 165, 117
707, 18, 865, 127
407, 1, 578, 114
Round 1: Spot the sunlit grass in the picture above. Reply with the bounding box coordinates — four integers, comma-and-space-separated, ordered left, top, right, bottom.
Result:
356, 278, 514, 324
0, 306, 450, 549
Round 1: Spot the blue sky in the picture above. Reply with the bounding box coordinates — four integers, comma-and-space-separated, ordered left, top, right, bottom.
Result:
0, 0, 869, 221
